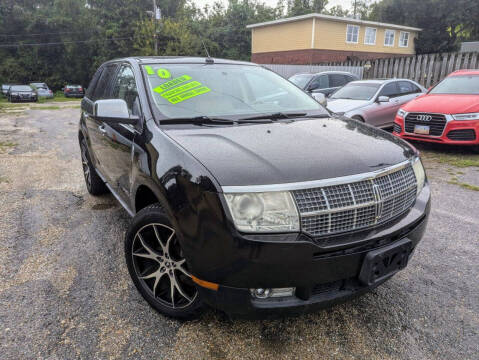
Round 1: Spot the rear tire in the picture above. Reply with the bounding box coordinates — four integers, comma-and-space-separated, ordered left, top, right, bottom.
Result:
125, 203, 203, 319
80, 138, 108, 195
352, 115, 365, 122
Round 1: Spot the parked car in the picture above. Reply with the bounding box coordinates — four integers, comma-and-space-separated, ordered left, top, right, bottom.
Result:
63, 84, 85, 98
29, 82, 54, 98
289, 71, 359, 96
79, 57, 429, 319
2, 84, 12, 97
7, 85, 37, 102
326, 79, 426, 128
393, 69, 479, 150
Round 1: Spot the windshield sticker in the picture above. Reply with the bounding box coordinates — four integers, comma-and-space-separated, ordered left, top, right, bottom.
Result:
167, 86, 211, 104
153, 75, 192, 94
160, 81, 202, 99
156, 68, 171, 79
144, 65, 155, 75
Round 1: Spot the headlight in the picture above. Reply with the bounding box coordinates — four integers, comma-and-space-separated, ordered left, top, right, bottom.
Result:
412, 157, 425, 195
397, 108, 407, 118
452, 113, 479, 121
224, 192, 299, 233
11, 92, 19, 96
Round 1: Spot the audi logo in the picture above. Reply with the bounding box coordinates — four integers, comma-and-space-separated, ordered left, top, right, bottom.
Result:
417, 114, 432, 121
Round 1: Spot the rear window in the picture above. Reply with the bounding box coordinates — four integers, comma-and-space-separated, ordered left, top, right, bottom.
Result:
67, 85, 82, 89
10, 85, 32, 91
430, 75, 479, 94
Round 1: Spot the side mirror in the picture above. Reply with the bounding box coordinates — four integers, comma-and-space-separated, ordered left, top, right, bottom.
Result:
312, 92, 327, 107
377, 96, 390, 103
93, 99, 138, 124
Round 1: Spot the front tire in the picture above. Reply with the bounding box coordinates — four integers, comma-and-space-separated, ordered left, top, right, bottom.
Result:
125, 203, 203, 319
80, 138, 108, 195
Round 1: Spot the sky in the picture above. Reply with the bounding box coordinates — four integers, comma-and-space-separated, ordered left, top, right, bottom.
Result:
191, 0, 355, 11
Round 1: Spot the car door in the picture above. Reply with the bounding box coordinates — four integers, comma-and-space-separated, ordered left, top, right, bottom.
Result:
365, 82, 402, 127
326, 74, 349, 96
396, 81, 424, 106
83, 63, 119, 175
309, 74, 329, 95
95, 64, 141, 201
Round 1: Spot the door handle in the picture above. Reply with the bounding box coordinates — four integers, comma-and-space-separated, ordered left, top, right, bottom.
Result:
98, 124, 107, 135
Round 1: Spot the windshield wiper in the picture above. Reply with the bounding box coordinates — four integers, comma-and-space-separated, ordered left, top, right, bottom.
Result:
160, 116, 236, 125
239, 112, 330, 121
239, 112, 307, 121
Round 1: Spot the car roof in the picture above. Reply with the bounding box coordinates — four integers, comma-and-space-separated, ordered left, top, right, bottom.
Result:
106, 56, 256, 67
348, 78, 417, 85
449, 69, 479, 76
290, 71, 357, 77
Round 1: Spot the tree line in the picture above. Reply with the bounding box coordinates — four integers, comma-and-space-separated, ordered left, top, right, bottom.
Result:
0, 0, 477, 90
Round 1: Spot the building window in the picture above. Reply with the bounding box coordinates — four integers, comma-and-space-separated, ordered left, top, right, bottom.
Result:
399, 31, 410, 47
384, 29, 395, 46
364, 27, 377, 45
346, 24, 360, 44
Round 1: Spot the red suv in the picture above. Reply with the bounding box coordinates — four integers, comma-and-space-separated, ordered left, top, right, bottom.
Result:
393, 70, 479, 150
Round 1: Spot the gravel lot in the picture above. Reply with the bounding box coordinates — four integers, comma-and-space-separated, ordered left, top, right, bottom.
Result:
0, 106, 478, 359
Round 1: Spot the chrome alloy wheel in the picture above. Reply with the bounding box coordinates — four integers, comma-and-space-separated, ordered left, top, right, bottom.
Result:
80, 144, 91, 189
131, 223, 197, 309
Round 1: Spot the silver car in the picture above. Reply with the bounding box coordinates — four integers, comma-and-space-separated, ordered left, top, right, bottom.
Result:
325, 79, 426, 128
29, 82, 54, 99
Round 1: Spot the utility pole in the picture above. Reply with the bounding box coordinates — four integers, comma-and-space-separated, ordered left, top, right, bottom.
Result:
153, 0, 158, 55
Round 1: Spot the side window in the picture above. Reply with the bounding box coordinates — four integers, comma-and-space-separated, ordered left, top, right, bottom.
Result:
112, 65, 140, 115
309, 75, 328, 90
85, 66, 103, 99
379, 82, 400, 98
92, 64, 118, 101
398, 81, 416, 95
329, 74, 347, 88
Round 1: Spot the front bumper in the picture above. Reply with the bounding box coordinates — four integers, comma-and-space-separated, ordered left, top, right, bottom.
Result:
10, 95, 37, 101
193, 184, 430, 318
393, 115, 479, 145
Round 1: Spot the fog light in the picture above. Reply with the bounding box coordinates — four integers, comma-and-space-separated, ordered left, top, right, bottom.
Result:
250, 287, 295, 299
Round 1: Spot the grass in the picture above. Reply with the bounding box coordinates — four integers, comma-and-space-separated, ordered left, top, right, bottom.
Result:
0, 141, 17, 153
448, 177, 479, 191
422, 150, 479, 168
34, 105, 60, 110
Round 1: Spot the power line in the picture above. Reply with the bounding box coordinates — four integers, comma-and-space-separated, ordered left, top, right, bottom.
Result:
0, 37, 133, 48
0, 31, 93, 38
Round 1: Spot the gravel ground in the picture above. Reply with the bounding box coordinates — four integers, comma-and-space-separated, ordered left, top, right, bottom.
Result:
0, 107, 477, 359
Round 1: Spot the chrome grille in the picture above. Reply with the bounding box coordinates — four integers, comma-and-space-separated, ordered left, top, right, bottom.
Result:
293, 164, 417, 237
405, 113, 446, 136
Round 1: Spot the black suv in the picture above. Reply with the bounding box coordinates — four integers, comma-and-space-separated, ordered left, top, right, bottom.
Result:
79, 57, 430, 319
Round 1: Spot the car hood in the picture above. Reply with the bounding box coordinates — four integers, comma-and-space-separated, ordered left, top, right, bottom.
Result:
403, 94, 479, 114
327, 99, 370, 113
165, 117, 414, 187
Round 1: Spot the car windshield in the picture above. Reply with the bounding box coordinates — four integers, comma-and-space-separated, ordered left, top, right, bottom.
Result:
2, 85, 10, 90
143, 64, 327, 119
430, 75, 479, 94
11, 85, 32, 91
288, 74, 314, 89
330, 83, 381, 100
32, 83, 47, 89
